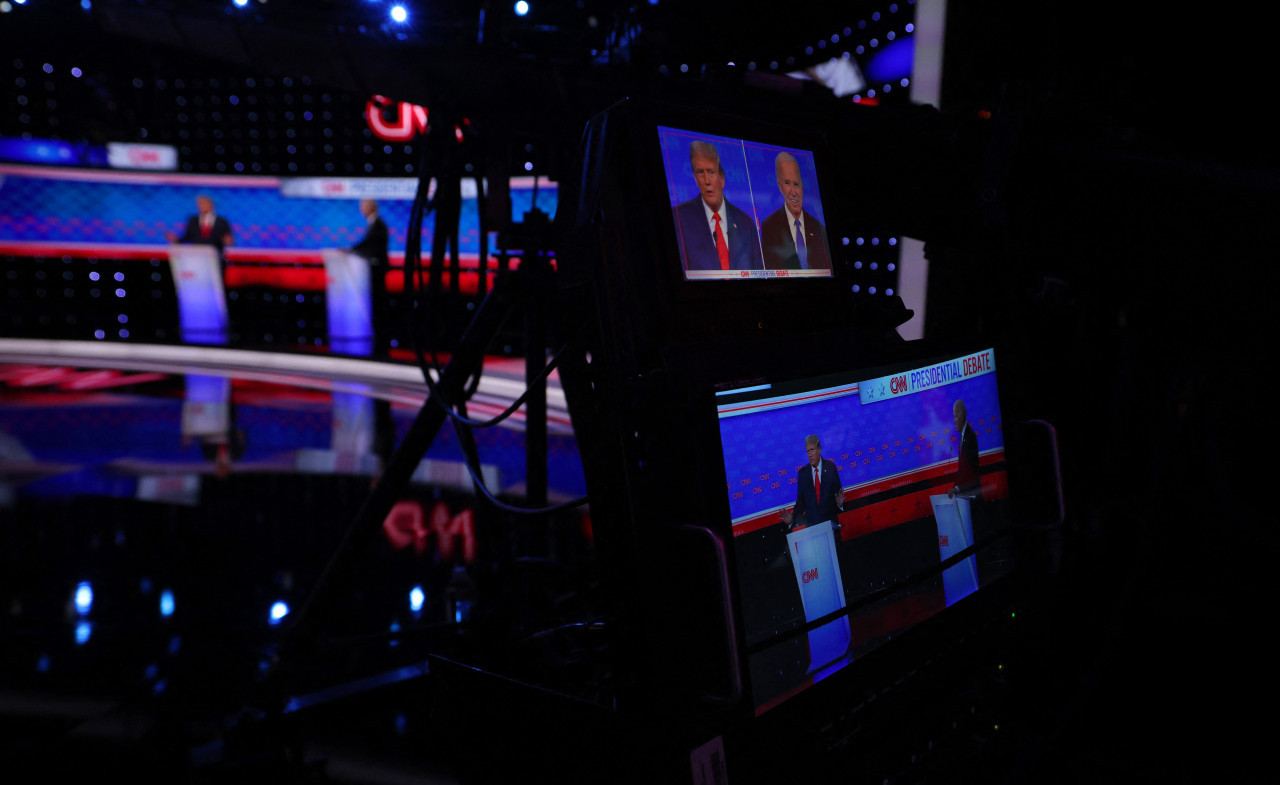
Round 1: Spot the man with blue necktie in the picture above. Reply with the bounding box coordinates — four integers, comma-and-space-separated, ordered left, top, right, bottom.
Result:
760, 152, 831, 271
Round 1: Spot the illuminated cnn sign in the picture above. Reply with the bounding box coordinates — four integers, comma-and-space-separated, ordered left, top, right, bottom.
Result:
107, 142, 178, 171
382, 499, 476, 563
365, 95, 430, 142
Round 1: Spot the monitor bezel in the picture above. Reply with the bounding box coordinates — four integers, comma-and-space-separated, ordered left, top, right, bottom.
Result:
675, 332, 1021, 717
623, 100, 857, 310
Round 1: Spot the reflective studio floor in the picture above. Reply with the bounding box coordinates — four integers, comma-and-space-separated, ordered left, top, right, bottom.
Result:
1, 339, 1273, 784
0, 340, 591, 783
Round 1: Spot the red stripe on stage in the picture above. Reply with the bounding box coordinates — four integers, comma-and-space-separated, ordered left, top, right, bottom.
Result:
1, 242, 512, 296
716, 384, 860, 416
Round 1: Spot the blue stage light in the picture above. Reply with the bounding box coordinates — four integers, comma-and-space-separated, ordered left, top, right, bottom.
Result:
409, 585, 425, 613
160, 589, 175, 617
390, 4, 408, 23
74, 582, 93, 615
75, 621, 92, 645
515, 1, 529, 15
233, 0, 249, 7
269, 601, 290, 624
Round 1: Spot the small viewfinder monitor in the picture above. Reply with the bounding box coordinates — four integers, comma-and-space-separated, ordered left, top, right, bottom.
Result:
713, 346, 1015, 714
658, 125, 835, 281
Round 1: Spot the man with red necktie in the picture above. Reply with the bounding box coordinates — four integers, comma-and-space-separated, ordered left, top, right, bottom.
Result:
169, 194, 234, 255
672, 140, 764, 273
780, 434, 845, 531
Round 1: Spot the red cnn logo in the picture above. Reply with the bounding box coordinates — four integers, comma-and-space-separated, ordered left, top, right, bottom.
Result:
802, 568, 819, 584
889, 374, 908, 394
365, 95, 430, 142
382, 500, 476, 563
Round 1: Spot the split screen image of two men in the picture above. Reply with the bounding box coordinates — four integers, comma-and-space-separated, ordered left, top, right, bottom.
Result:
669, 138, 831, 273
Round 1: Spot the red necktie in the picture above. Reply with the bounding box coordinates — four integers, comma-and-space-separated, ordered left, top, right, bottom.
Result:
201, 219, 211, 239
714, 213, 729, 270
814, 469, 821, 503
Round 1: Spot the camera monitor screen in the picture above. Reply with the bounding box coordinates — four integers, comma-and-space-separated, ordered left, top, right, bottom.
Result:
714, 347, 1015, 714
658, 125, 834, 281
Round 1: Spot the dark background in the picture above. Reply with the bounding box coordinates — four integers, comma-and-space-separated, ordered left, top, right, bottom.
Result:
2, 0, 1276, 782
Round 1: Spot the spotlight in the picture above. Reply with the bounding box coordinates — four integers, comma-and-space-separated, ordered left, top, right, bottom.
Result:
233, 0, 248, 6
515, 1, 529, 15
390, 4, 407, 23
269, 601, 290, 624
74, 582, 93, 615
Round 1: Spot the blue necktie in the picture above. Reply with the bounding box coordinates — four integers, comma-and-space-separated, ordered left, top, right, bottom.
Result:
794, 218, 808, 269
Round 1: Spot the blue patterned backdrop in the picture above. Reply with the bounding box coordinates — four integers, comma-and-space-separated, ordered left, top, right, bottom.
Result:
0, 168, 557, 253
717, 373, 1003, 522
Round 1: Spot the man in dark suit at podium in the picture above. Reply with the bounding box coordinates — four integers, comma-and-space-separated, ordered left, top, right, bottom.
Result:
673, 140, 763, 272
348, 199, 390, 356
780, 434, 845, 530
948, 399, 983, 501
169, 194, 234, 254
351, 198, 389, 264
760, 152, 830, 271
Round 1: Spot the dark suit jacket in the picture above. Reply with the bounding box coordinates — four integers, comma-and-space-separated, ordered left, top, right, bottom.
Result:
955, 423, 982, 499
350, 215, 391, 353
793, 458, 843, 526
178, 214, 233, 253
760, 207, 830, 270
673, 197, 763, 272
351, 216, 389, 266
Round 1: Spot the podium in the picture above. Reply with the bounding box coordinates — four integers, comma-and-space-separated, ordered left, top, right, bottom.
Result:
784, 520, 852, 674
930, 494, 980, 606
167, 245, 228, 345
322, 249, 373, 357
181, 374, 231, 440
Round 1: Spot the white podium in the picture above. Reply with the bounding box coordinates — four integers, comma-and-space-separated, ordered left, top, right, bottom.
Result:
168, 245, 228, 344
930, 494, 980, 606
785, 520, 852, 673
322, 249, 373, 356
181, 374, 230, 440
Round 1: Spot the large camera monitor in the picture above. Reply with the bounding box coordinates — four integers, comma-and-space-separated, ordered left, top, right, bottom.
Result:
567, 96, 897, 347
657, 125, 835, 281
562, 97, 1018, 731
710, 344, 1015, 714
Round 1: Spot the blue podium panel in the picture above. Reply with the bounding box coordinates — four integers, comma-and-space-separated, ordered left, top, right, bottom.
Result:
168, 245, 228, 345
806, 616, 853, 677
785, 521, 851, 674
322, 249, 373, 357
331, 388, 376, 456
785, 520, 847, 622
931, 494, 979, 606
181, 374, 230, 440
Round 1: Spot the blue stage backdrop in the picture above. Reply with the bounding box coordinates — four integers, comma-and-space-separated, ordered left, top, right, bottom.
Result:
0, 166, 557, 254
717, 373, 1003, 523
